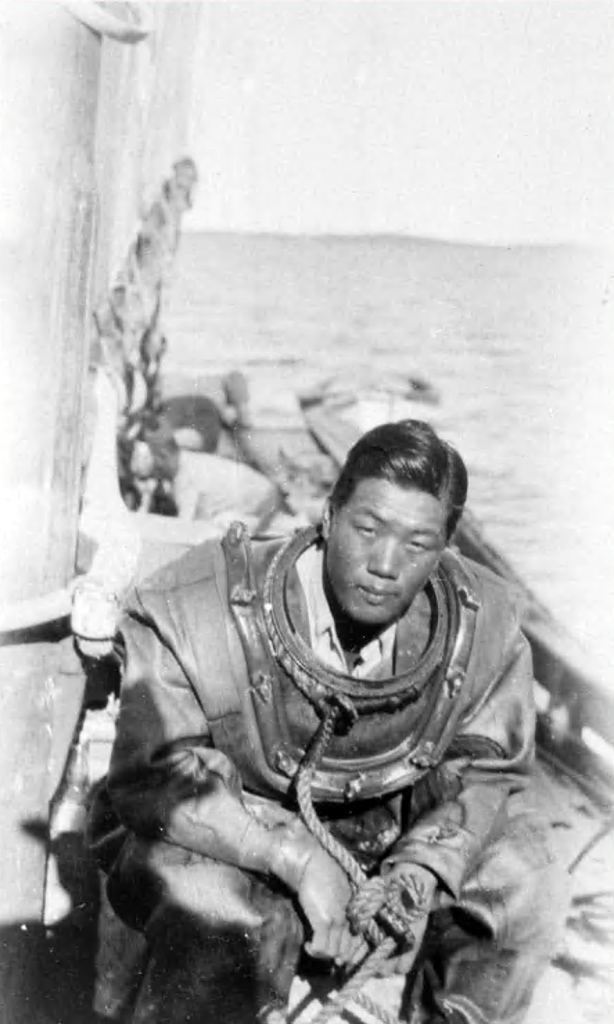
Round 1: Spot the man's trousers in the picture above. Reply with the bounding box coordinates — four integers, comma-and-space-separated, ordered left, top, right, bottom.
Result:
102, 805, 569, 1024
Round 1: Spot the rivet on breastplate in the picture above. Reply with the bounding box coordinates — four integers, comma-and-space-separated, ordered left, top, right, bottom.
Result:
445, 668, 465, 699
458, 585, 480, 611
230, 584, 256, 606
252, 671, 272, 703
273, 746, 294, 776
409, 741, 436, 769
344, 774, 365, 800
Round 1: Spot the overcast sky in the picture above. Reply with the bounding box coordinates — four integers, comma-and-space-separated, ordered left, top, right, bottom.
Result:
186, 0, 614, 244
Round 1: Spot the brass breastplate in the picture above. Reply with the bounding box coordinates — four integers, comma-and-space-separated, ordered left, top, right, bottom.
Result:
221, 524, 479, 804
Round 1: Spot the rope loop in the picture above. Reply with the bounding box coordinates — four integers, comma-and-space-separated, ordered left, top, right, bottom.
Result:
376, 876, 424, 945
346, 877, 388, 936
324, 692, 359, 736
299, 701, 343, 776
347, 874, 424, 948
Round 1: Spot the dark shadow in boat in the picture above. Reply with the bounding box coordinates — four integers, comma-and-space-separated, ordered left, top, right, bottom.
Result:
0, 654, 135, 1024
0, 821, 101, 1024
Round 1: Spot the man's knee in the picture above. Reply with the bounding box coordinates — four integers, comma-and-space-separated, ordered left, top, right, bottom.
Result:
107, 835, 264, 935
113, 845, 303, 1024
458, 808, 571, 955
132, 908, 265, 1024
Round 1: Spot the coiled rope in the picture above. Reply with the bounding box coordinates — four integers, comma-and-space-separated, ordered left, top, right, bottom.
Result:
292, 701, 416, 1024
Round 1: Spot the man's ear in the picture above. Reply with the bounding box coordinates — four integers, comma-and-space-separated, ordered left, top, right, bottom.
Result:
321, 499, 333, 540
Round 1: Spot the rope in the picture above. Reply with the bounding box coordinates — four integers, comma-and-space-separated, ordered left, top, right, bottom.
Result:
295, 707, 370, 893
260, 531, 436, 1020
60, 2, 153, 43
310, 939, 399, 1024
294, 703, 415, 1024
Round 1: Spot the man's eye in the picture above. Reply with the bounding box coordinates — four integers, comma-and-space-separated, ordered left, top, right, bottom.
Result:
356, 524, 375, 536
405, 540, 428, 552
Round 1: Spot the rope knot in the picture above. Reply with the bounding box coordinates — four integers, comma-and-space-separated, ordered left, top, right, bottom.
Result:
347, 877, 388, 936
378, 875, 424, 943
347, 874, 427, 947
324, 692, 358, 736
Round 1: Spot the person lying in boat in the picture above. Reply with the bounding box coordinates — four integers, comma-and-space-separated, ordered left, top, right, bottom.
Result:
117, 410, 180, 516
88, 322, 276, 535
151, 370, 277, 529
161, 369, 254, 454
89, 419, 568, 1024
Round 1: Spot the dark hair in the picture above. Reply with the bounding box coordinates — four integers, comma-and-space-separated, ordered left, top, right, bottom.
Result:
118, 413, 179, 482
329, 419, 468, 540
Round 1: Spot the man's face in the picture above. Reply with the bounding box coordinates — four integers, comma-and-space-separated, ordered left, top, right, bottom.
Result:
323, 477, 448, 629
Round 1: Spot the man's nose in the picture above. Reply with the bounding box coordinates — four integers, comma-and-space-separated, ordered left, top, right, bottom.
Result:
367, 538, 400, 579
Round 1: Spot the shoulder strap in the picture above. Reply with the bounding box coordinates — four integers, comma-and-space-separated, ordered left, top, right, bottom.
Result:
175, 522, 297, 798
408, 548, 481, 767
168, 537, 245, 722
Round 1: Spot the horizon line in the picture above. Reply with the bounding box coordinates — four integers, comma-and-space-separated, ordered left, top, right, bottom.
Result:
183, 224, 606, 252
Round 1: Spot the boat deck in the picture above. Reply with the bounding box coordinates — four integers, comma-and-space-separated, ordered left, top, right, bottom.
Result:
25, 381, 613, 1024
286, 759, 614, 1024
33, 701, 612, 1024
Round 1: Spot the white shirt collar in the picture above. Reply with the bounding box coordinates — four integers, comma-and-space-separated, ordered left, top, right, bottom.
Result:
295, 542, 396, 678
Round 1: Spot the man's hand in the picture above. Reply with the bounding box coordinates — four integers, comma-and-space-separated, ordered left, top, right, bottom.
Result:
71, 577, 120, 659
376, 862, 437, 975
345, 862, 437, 977
382, 861, 438, 907
269, 823, 365, 964
298, 846, 365, 963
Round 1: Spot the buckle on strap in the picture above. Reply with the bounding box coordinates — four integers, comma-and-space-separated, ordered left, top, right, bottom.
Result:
444, 577, 481, 701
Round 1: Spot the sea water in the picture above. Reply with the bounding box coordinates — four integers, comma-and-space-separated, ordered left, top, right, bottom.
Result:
165, 231, 613, 682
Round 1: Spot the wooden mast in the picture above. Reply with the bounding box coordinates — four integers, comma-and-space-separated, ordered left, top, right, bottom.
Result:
0, 4, 203, 1018
0, 4, 100, 1018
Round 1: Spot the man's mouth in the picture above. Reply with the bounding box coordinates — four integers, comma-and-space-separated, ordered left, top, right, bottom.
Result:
357, 585, 395, 605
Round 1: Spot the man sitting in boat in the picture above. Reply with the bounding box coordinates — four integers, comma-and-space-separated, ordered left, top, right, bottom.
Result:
90, 419, 568, 1024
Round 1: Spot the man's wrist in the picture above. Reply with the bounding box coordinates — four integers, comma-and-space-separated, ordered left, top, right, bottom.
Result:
267, 821, 316, 891
382, 861, 438, 903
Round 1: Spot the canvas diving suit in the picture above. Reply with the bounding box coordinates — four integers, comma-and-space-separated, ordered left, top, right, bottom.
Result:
92, 524, 568, 1024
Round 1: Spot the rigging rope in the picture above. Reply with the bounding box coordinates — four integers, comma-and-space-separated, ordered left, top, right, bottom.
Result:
60, 2, 153, 43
